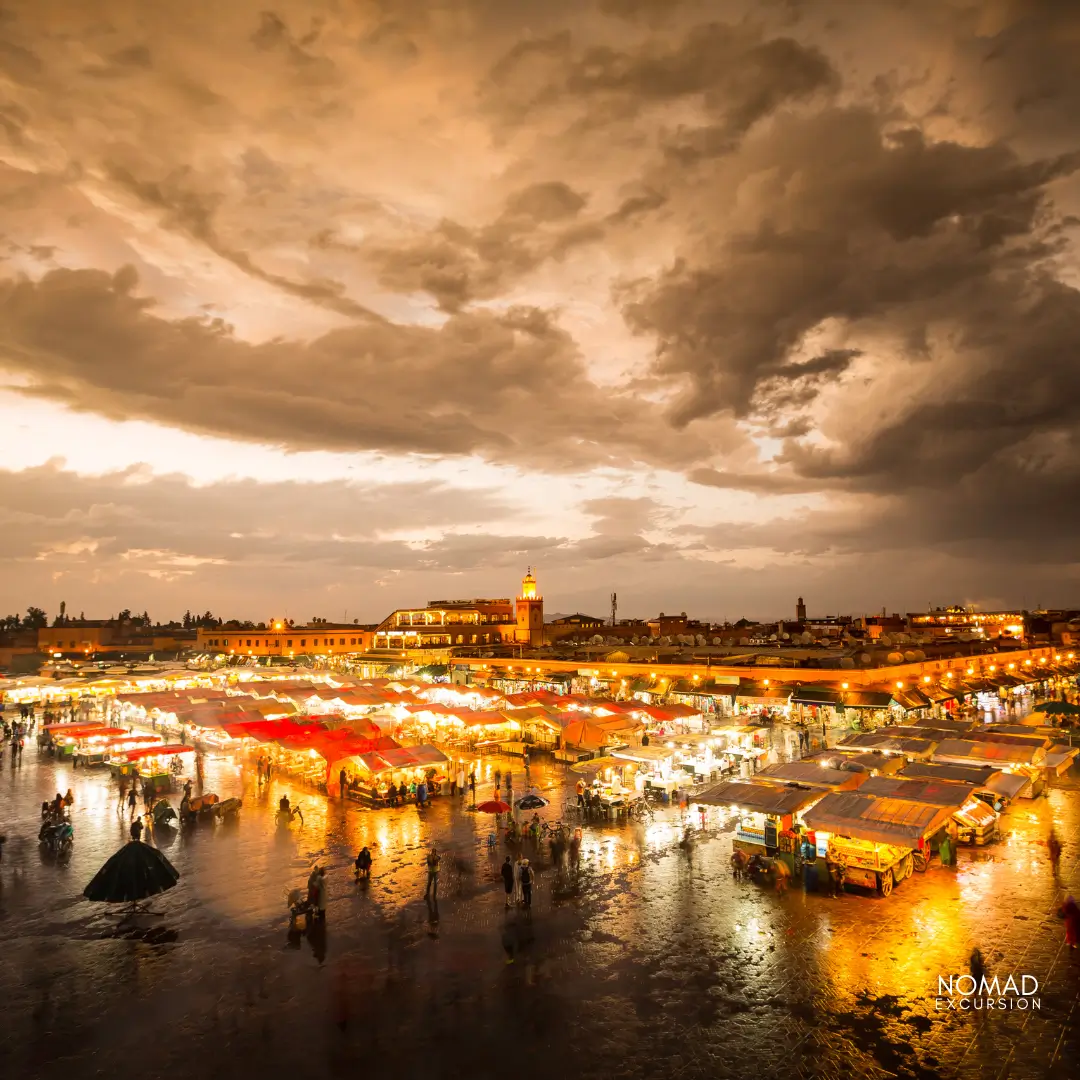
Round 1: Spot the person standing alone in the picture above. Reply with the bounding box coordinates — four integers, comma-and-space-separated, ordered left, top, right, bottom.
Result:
424, 844, 441, 899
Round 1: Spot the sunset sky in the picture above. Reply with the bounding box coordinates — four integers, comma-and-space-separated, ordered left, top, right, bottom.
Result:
1, 0, 1078, 623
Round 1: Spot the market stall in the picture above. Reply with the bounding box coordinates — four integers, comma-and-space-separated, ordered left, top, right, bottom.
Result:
858, 774, 994, 846
696, 779, 824, 863
896, 761, 1028, 811
113, 743, 196, 793
756, 761, 869, 792
930, 738, 1045, 797
803, 791, 956, 893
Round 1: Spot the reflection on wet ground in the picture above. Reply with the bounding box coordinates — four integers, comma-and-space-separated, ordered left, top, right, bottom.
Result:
1, 743, 1078, 1079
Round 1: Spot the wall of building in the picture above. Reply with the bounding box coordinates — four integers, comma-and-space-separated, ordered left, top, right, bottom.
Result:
197, 626, 376, 657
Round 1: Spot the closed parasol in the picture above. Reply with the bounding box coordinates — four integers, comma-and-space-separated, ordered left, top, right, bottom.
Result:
83, 839, 180, 913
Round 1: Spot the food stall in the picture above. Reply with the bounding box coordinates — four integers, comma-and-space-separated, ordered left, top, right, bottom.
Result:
113, 743, 196, 793
802, 749, 906, 776
42, 723, 127, 760
802, 791, 956, 894
858, 774, 994, 846
897, 760, 1028, 812
611, 745, 677, 798
755, 761, 870, 792
346, 745, 450, 806
696, 779, 825, 866
930, 738, 1046, 797
838, 733, 938, 760
76, 730, 162, 766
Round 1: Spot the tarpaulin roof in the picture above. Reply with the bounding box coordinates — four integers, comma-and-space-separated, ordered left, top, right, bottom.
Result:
695, 779, 823, 815
44, 722, 116, 735
841, 690, 895, 709
736, 682, 792, 701
839, 733, 937, 757
561, 718, 610, 750
405, 702, 458, 716
954, 798, 998, 829
756, 762, 868, 790
611, 745, 675, 765
635, 703, 701, 721
858, 775, 974, 809
892, 687, 933, 711
932, 739, 1043, 765
791, 687, 844, 706
803, 791, 954, 848
899, 762, 999, 786
121, 743, 194, 761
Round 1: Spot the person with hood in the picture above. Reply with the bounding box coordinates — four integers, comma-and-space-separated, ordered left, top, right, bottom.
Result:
501, 855, 515, 907
130, 815, 144, 842
519, 858, 534, 908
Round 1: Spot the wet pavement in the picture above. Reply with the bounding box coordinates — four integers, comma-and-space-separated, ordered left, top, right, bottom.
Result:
1, 737, 1078, 1080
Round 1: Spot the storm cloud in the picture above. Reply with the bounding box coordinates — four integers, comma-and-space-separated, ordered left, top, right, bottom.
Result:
0, 0, 1078, 616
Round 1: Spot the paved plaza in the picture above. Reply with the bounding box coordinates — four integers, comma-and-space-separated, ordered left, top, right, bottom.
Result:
1, 742, 1078, 1080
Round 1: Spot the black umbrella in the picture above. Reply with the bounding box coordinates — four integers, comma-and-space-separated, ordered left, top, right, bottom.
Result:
516, 793, 549, 810
84, 840, 180, 914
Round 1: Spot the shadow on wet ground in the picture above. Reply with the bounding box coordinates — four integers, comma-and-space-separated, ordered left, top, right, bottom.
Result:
1, 743, 1078, 1080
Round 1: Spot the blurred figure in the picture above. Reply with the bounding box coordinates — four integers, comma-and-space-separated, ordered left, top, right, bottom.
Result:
1048, 830, 1062, 879
501, 856, 515, 907
354, 846, 372, 881
1060, 895, 1079, 949
424, 845, 441, 899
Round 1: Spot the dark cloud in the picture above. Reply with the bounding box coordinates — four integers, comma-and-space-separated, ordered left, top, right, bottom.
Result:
623, 108, 1080, 436
0, 0, 1078, 608
0, 265, 704, 470
366, 181, 600, 310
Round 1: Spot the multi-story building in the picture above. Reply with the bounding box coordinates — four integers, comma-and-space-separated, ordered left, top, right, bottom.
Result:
372, 568, 545, 650
907, 607, 1025, 641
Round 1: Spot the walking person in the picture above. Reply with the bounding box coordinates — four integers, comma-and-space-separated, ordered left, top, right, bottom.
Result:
494, 766, 502, 795
469, 770, 477, 804
424, 845, 441, 899
1048, 829, 1063, 879
339, 767, 348, 801
1060, 895, 1080, 949
127, 783, 138, 819
117, 776, 128, 814
501, 855, 515, 907
314, 867, 328, 920
520, 858, 533, 909
457, 766, 466, 800
143, 779, 153, 812
513, 854, 524, 905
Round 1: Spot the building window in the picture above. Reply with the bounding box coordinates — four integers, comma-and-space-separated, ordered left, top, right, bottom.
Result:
339, 638, 345, 646
287, 639, 293, 647
300, 639, 306, 647
246, 639, 252, 646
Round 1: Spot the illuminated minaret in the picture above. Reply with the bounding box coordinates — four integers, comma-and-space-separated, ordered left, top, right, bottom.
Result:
796, 596, 807, 623
516, 567, 544, 647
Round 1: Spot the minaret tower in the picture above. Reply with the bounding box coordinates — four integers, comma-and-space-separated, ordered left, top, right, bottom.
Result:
516, 567, 544, 647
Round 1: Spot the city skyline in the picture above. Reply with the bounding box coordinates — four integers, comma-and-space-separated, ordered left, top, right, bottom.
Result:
1, 1, 1078, 619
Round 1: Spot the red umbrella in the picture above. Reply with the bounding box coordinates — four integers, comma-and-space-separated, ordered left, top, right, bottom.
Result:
476, 799, 510, 814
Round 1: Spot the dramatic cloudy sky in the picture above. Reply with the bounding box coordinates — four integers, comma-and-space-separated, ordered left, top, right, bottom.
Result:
0, 0, 1078, 623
